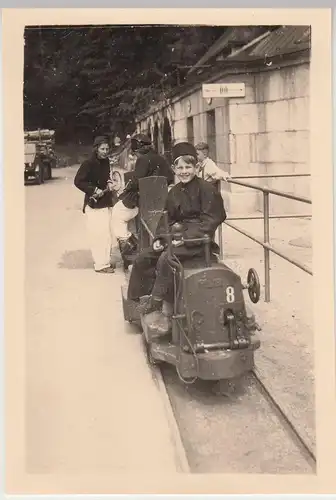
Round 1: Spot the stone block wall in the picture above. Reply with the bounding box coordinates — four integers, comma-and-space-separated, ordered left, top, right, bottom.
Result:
227, 64, 310, 215
136, 61, 310, 217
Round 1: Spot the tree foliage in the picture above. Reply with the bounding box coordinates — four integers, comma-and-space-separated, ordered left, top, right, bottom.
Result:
24, 25, 224, 143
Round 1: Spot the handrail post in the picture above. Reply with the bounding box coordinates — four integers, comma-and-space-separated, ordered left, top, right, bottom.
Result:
218, 221, 224, 259
215, 180, 224, 259
263, 192, 271, 302
224, 175, 312, 302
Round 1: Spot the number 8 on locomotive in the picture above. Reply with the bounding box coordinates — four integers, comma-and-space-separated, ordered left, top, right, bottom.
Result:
226, 286, 235, 303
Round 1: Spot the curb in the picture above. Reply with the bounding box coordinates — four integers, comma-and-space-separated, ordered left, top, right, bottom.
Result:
153, 366, 190, 474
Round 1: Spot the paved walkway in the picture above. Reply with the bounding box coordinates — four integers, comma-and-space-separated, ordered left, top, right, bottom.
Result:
23, 166, 315, 491
25, 167, 178, 476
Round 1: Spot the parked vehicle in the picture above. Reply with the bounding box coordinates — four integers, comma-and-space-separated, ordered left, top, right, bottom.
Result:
24, 129, 57, 185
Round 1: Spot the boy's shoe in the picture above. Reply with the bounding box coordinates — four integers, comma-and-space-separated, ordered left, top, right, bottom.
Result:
143, 310, 171, 337
95, 267, 115, 274
138, 295, 163, 315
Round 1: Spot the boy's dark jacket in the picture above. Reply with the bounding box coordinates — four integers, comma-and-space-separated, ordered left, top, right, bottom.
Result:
74, 154, 117, 212
166, 175, 226, 250
119, 148, 174, 209
126, 175, 227, 301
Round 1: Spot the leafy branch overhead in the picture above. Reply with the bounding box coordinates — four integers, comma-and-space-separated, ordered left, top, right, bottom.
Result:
24, 25, 224, 141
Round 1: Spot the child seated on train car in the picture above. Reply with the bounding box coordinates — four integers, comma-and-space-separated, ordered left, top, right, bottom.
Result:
111, 134, 175, 256
127, 141, 227, 327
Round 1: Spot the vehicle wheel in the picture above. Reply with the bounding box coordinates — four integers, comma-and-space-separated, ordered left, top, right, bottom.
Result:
143, 335, 160, 366
147, 348, 160, 366
211, 378, 237, 397
247, 268, 260, 304
36, 165, 44, 184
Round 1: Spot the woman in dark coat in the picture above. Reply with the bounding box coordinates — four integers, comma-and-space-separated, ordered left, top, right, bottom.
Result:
74, 136, 118, 273
127, 142, 226, 316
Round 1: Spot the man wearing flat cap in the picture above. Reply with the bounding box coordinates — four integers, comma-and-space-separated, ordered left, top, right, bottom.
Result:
111, 133, 174, 257
126, 141, 226, 331
74, 135, 118, 273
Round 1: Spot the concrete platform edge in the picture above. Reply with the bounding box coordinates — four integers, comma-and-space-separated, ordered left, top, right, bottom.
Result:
153, 366, 190, 474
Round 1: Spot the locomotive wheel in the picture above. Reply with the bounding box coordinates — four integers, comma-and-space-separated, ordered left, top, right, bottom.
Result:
247, 268, 260, 304
148, 348, 160, 366
212, 378, 237, 397
36, 164, 44, 185
143, 336, 161, 366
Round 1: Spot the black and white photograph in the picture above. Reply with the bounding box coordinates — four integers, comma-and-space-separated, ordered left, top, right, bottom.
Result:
3, 8, 335, 496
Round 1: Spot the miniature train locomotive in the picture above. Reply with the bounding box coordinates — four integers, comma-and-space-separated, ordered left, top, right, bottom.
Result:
121, 176, 261, 383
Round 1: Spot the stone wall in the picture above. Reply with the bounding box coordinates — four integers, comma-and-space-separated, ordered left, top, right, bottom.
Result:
136, 60, 311, 217
227, 64, 310, 215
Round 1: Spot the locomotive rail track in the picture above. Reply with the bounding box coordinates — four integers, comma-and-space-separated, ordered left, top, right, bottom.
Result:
123, 270, 315, 474
251, 369, 316, 466
151, 360, 316, 474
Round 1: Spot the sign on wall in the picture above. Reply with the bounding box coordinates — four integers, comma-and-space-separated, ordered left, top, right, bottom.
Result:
202, 83, 245, 98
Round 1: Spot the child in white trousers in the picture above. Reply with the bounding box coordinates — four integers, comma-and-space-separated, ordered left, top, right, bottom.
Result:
85, 205, 120, 271
74, 136, 118, 273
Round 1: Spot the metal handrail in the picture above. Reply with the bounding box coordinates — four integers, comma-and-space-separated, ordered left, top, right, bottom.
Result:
228, 214, 311, 220
136, 172, 312, 304
227, 178, 311, 205
225, 220, 312, 275
231, 173, 310, 180
221, 174, 312, 302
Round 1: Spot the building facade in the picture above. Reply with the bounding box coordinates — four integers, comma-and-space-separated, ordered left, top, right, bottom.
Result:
135, 26, 311, 216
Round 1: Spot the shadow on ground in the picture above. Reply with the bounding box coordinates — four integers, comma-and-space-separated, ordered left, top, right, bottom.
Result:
47, 176, 64, 182
24, 176, 63, 186
58, 249, 93, 269
161, 364, 250, 404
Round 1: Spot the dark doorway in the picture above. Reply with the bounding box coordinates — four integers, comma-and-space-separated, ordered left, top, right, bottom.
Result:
187, 116, 194, 144
163, 117, 172, 164
153, 122, 159, 153
147, 122, 152, 142
206, 109, 217, 161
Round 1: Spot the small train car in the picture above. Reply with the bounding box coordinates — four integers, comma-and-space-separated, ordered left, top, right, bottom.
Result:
121, 176, 261, 384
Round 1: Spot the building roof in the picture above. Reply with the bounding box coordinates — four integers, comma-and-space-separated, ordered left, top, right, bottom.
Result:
136, 25, 311, 123
187, 28, 234, 75
187, 26, 273, 75
228, 25, 311, 61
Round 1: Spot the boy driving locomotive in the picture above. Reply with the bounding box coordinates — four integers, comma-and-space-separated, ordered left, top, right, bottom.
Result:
127, 141, 227, 326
